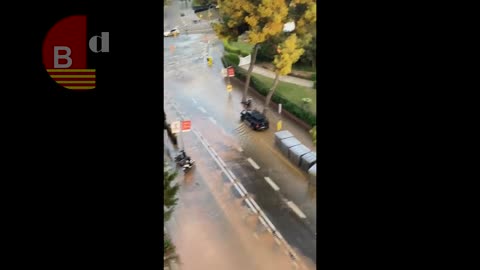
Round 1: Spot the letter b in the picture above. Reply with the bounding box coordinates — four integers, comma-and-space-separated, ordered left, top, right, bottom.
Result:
54, 46, 72, 68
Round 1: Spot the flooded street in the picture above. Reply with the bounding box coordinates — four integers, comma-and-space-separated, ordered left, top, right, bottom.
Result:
164, 1, 316, 268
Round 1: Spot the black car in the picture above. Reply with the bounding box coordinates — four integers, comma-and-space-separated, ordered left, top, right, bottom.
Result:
240, 110, 269, 131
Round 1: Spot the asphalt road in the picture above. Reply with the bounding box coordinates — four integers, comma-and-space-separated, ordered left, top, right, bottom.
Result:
164, 0, 317, 266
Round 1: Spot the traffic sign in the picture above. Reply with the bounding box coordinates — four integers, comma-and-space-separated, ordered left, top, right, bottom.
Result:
181, 120, 191, 132
227, 66, 235, 77
171, 121, 181, 134
226, 84, 232, 92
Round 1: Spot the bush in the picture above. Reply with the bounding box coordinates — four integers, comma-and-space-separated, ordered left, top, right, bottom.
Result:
311, 73, 316, 81
233, 71, 316, 126
222, 39, 241, 55
224, 53, 240, 66
221, 56, 227, 68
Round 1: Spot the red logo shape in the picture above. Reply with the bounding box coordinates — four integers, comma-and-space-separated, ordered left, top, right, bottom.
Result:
42, 15, 108, 91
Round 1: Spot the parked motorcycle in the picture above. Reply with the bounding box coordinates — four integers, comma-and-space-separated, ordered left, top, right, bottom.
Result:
174, 150, 195, 172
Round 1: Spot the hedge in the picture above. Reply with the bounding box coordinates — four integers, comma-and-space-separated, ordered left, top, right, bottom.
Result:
231, 66, 316, 126
225, 53, 240, 66
222, 40, 250, 57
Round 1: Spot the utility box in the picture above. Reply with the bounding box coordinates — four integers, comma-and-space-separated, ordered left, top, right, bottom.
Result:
300, 152, 316, 171
288, 144, 311, 166
274, 130, 294, 148
280, 137, 301, 157
308, 163, 317, 185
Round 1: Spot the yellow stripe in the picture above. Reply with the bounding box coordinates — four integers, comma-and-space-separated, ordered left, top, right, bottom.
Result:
51, 75, 96, 78
57, 81, 96, 84
66, 86, 96, 90
47, 69, 96, 72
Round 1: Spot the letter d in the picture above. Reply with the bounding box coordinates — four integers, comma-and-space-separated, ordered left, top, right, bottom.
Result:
89, 32, 110, 53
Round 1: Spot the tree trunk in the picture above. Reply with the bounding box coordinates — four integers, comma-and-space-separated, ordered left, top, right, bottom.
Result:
242, 44, 260, 102
164, 111, 178, 146
263, 72, 280, 114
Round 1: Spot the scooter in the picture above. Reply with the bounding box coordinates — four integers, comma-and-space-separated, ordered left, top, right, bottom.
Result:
174, 150, 195, 172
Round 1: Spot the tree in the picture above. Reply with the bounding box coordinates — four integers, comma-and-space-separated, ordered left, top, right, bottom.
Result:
164, 111, 177, 146
289, 0, 317, 69
163, 163, 180, 266
263, 33, 304, 114
214, 0, 289, 102
164, 163, 179, 224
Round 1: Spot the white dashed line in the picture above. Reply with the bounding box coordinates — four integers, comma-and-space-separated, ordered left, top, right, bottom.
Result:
197, 106, 207, 113
192, 98, 197, 104
246, 157, 260, 170
264, 177, 280, 191
286, 201, 307, 219
208, 117, 217, 124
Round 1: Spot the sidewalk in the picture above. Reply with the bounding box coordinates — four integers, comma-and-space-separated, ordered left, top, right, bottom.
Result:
238, 64, 315, 88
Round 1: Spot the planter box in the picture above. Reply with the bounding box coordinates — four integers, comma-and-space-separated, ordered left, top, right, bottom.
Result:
280, 137, 301, 157
288, 144, 311, 166
300, 152, 316, 171
274, 130, 294, 147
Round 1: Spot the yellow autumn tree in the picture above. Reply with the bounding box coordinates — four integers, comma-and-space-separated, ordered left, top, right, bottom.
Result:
263, 34, 304, 114
214, 0, 289, 102
243, 0, 289, 102
213, 0, 254, 41
288, 0, 317, 68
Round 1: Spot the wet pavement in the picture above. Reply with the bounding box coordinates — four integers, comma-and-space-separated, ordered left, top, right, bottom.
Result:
164, 130, 314, 270
164, 1, 317, 267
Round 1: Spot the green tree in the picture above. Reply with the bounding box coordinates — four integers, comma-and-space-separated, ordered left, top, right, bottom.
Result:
163, 163, 180, 266
164, 163, 179, 224
263, 33, 304, 114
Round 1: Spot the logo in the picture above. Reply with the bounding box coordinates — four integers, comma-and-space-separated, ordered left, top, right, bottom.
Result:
42, 15, 109, 90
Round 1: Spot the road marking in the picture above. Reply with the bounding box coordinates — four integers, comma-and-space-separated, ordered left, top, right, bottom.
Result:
236, 182, 248, 195
192, 98, 197, 104
274, 238, 281, 246
264, 177, 280, 191
197, 106, 207, 113
208, 117, 217, 124
286, 201, 307, 219
246, 157, 260, 170
227, 169, 236, 180
237, 147, 243, 152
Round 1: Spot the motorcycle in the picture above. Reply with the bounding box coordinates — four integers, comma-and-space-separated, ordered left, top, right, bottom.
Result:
241, 97, 253, 108
174, 150, 195, 172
